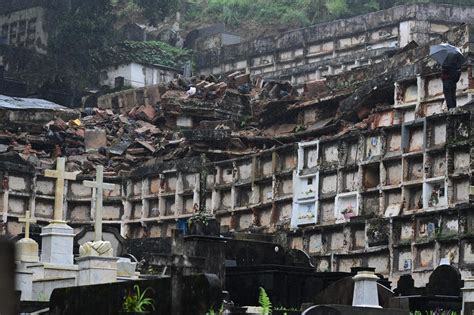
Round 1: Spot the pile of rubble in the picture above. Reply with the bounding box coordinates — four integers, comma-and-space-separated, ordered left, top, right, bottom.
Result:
0, 71, 308, 176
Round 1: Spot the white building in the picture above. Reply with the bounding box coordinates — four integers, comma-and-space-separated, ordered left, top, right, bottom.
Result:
100, 62, 182, 88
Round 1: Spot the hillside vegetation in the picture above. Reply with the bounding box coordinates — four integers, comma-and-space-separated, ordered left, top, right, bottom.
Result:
184, 0, 474, 30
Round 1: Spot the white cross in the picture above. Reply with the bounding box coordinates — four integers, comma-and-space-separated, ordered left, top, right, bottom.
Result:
19, 211, 36, 239
44, 157, 79, 223
83, 165, 115, 242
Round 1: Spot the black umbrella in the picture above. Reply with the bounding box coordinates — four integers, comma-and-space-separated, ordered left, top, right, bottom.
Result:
429, 43, 466, 68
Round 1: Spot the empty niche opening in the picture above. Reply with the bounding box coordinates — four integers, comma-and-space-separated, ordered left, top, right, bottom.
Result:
149, 199, 159, 217
303, 143, 319, 170
384, 188, 402, 217
320, 142, 339, 166
423, 180, 447, 208
319, 172, 337, 197
221, 167, 234, 184
281, 151, 296, 172
219, 189, 233, 210
452, 150, 470, 174
343, 140, 359, 165
404, 156, 423, 182
362, 163, 380, 190
132, 180, 142, 196
427, 121, 446, 148
405, 185, 423, 211
425, 152, 446, 179
452, 178, 470, 204
182, 173, 198, 191
182, 195, 195, 214
259, 157, 273, 177
164, 195, 175, 216
341, 169, 358, 192
399, 81, 418, 104
131, 201, 142, 219
361, 192, 380, 216
394, 221, 414, 245
67, 202, 91, 222
408, 126, 424, 152
103, 202, 123, 221
237, 185, 252, 207
320, 200, 335, 224
383, 160, 402, 186
237, 161, 253, 183
351, 228, 366, 250
8, 196, 29, 215
386, 130, 402, 155
277, 175, 293, 198
163, 175, 177, 193
259, 182, 273, 203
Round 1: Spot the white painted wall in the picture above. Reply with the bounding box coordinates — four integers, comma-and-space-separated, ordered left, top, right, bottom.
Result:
101, 63, 178, 88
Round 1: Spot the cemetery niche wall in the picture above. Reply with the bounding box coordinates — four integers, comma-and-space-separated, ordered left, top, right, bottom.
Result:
0, 5, 473, 312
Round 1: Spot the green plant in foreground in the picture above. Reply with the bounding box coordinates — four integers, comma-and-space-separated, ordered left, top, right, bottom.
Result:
258, 287, 272, 315
123, 284, 155, 312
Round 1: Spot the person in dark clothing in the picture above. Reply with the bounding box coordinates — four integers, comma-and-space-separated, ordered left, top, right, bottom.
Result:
442, 54, 462, 110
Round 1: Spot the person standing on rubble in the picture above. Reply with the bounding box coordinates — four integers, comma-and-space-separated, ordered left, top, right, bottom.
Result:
429, 43, 465, 110
441, 59, 461, 110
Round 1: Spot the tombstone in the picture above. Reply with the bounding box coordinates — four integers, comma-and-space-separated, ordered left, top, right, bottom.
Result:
77, 165, 119, 285
426, 265, 462, 296
352, 270, 382, 308
15, 211, 38, 301
0, 238, 17, 315
16, 211, 39, 263
41, 157, 79, 265
314, 273, 394, 308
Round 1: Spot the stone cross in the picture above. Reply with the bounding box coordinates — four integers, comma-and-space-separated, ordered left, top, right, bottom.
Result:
44, 157, 79, 223
18, 211, 36, 239
83, 165, 115, 242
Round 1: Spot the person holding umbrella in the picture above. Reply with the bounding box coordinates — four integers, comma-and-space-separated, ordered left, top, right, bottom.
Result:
430, 43, 466, 110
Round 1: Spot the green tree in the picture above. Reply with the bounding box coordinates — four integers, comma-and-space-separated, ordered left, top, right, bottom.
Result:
47, 0, 118, 87
325, 0, 348, 18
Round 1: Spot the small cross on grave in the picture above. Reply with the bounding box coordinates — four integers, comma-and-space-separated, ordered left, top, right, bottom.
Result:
19, 211, 36, 239
44, 157, 79, 223
83, 165, 115, 242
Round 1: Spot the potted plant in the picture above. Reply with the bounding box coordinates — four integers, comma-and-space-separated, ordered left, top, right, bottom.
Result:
121, 284, 155, 314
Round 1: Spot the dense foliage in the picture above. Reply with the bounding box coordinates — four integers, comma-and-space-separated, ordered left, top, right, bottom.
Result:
90, 41, 192, 69
188, 0, 474, 27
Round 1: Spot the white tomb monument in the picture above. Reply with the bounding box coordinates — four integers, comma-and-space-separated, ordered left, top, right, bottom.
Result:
77, 165, 119, 285
352, 270, 382, 308
41, 157, 79, 265
15, 211, 38, 301
17, 211, 39, 263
